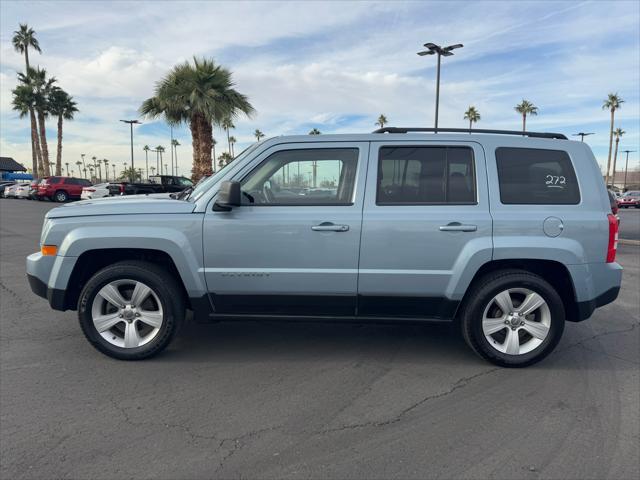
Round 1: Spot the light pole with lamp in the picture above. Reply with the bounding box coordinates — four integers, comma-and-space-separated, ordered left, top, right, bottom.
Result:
120, 119, 141, 181
573, 132, 594, 142
621, 150, 636, 191
417, 42, 463, 132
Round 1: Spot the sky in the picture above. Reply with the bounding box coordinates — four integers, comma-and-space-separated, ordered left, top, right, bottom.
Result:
1, 0, 639, 178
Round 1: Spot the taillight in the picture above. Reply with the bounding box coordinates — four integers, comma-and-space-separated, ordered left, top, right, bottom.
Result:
84, 188, 95, 192
119, 184, 125, 194
606, 214, 618, 263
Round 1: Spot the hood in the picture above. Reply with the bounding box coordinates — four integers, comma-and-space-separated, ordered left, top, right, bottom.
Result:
46, 194, 196, 219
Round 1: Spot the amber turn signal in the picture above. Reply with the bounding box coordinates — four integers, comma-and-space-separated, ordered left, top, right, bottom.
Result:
41, 245, 58, 256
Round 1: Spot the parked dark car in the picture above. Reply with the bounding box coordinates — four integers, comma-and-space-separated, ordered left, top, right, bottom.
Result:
37, 176, 92, 202
107, 175, 193, 196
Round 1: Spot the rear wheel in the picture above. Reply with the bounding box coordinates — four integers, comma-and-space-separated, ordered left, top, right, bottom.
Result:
54, 190, 68, 202
460, 270, 565, 367
78, 261, 185, 360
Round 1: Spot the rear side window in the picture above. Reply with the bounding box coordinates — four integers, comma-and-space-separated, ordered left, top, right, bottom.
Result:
49, 177, 61, 184
377, 146, 476, 205
496, 148, 580, 205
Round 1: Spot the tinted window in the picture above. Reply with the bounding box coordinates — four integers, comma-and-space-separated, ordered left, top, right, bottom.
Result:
241, 148, 359, 205
49, 177, 61, 184
377, 146, 476, 205
496, 148, 580, 205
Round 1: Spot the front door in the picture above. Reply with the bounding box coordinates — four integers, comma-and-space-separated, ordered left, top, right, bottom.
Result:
202, 142, 369, 316
358, 141, 493, 319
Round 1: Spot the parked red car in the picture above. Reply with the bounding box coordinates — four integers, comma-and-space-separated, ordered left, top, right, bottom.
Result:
617, 191, 640, 208
37, 176, 92, 202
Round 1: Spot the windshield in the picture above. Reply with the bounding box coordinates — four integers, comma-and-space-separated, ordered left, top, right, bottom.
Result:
187, 142, 264, 202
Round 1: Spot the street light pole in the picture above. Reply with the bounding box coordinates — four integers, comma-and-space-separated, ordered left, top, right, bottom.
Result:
621, 150, 636, 191
120, 119, 141, 181
417, 42, 463, 132
573, 132, 594, 142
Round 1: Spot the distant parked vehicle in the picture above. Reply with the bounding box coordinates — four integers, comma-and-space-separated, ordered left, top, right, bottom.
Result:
107, 175, 193, 196
15, 183, 31, 199
37, 176, 92, 202
4, 183, 28, 198
27, 179, 41, 199
0, 181, 16, 197
607, 190, 619, 215
81, 183, 110, 200
617, 191, 640, 208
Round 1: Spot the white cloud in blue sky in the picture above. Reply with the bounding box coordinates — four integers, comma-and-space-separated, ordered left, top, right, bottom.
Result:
1, 0, 638, 176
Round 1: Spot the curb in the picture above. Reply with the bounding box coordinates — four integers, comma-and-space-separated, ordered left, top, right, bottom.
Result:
619, 239, 640, 246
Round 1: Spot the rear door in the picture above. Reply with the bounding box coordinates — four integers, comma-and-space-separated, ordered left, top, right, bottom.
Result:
358, 141, 492, 319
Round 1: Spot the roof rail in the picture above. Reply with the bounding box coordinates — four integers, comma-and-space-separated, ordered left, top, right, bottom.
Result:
372, 127, 568, 140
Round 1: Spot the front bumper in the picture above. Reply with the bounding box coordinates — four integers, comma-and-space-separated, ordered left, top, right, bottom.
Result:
26, 252, 71, 311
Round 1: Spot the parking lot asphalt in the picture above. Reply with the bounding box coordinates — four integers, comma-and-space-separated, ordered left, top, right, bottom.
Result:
618, 208, 640, 241
1, 198, 639, 480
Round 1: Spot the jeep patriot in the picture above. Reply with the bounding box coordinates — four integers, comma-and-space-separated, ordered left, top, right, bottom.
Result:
27, 128, 622, 366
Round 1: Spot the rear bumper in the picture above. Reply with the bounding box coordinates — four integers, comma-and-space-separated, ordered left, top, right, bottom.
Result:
567, 262, 623, 322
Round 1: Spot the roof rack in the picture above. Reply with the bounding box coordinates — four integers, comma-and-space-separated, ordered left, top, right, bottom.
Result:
372, 127, 567, 140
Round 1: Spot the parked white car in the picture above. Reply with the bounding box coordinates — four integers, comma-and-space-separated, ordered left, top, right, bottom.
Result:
15, 183, 31, 199
81, 183, 109, 200
4, 183, 29, 198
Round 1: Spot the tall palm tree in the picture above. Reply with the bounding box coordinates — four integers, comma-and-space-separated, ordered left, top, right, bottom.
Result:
143, 145, 150, 180
610, 128, 625, 187
254, 129, 265, 141
103, 159, 110, 181
11, 83, 44, 177
211, 138, 217, 172
171, 139, 180, 175
65, 162, 70, 176
150, 166, 156, 176
12, 24, 42, 175
140, 57, 254, 180
309, 128, 321, 135
75, 160, 82, 177
602, 93, 624, 186
222, 117, 235, 156
27, 67, 57, 176
229, 136, 236, 157
514, 100, 538, 133
463, 106, 481, 131
375, 114, 388, 129
47, 87, 78, 175
219, 152, 233, 166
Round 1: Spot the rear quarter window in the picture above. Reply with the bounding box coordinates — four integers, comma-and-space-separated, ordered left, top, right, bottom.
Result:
495, 147, 580, 205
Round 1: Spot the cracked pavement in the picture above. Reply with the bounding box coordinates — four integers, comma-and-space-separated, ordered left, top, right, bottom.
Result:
1, 199, 639, 479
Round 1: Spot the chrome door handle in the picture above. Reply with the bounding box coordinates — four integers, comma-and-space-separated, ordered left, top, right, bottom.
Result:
312, 222, 349, 232
439, 222, 477, 232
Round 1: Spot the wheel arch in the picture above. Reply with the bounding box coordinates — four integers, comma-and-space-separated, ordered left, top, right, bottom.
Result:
455, 259, 578, 322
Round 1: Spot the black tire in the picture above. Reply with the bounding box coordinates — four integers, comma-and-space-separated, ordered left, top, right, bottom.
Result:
459, 269, 565, 368
78, 260, 185, 360
54, 190, 68, 202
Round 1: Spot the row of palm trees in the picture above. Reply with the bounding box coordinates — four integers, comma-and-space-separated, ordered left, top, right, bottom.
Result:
11, 24, 78, 178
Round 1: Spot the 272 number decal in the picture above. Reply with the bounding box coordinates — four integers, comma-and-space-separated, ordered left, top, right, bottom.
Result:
545, 175, 566, 186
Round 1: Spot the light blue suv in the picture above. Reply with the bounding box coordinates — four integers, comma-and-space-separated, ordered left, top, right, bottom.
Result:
26, 128, 622, 366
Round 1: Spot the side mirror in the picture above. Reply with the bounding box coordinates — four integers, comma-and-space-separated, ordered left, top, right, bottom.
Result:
213, 180, 242, 211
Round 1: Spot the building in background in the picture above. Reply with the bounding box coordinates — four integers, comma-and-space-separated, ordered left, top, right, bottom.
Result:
0, 157, 32, 181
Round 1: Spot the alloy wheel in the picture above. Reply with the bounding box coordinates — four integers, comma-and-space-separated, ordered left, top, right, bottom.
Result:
481, 288, 551, 355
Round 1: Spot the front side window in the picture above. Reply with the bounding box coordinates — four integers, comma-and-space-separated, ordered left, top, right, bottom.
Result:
241, 148, 359, 205
495, 147, 580, 205
376, 146, 476, 205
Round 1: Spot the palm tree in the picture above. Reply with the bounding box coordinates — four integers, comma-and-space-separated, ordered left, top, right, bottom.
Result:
12, 24, 42, 174
47, 87, 78, 175
603, 93, 624, 186
514, 100, 538, 133
375, 114, 388, 129
11, 83, 44, 177
610, 128, 625, 187
254, 129, 265, 141
103, 159, 110, 181
229, 136, 236, 157
219, 151, 233, 166
140, 57, 254, 180
65, 162, 70, 176
143, 145, 150, 180
309, 128, 321, 135
88, 165, 94, 181
75, 160, 82, 177
171, 139, 180, 175
27, 67, 56, 176
150, 166, 156, 176
211, 138, 217, 172
463, 106, 481, 131
222, 117, 235, 156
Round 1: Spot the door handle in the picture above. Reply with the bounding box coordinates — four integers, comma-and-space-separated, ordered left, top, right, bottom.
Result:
311, 222, 349, 232
439, 222, 477, 232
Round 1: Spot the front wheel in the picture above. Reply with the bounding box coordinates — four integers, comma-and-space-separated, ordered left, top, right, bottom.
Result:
460, 270, 565, 367
78, 261, 185, 360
